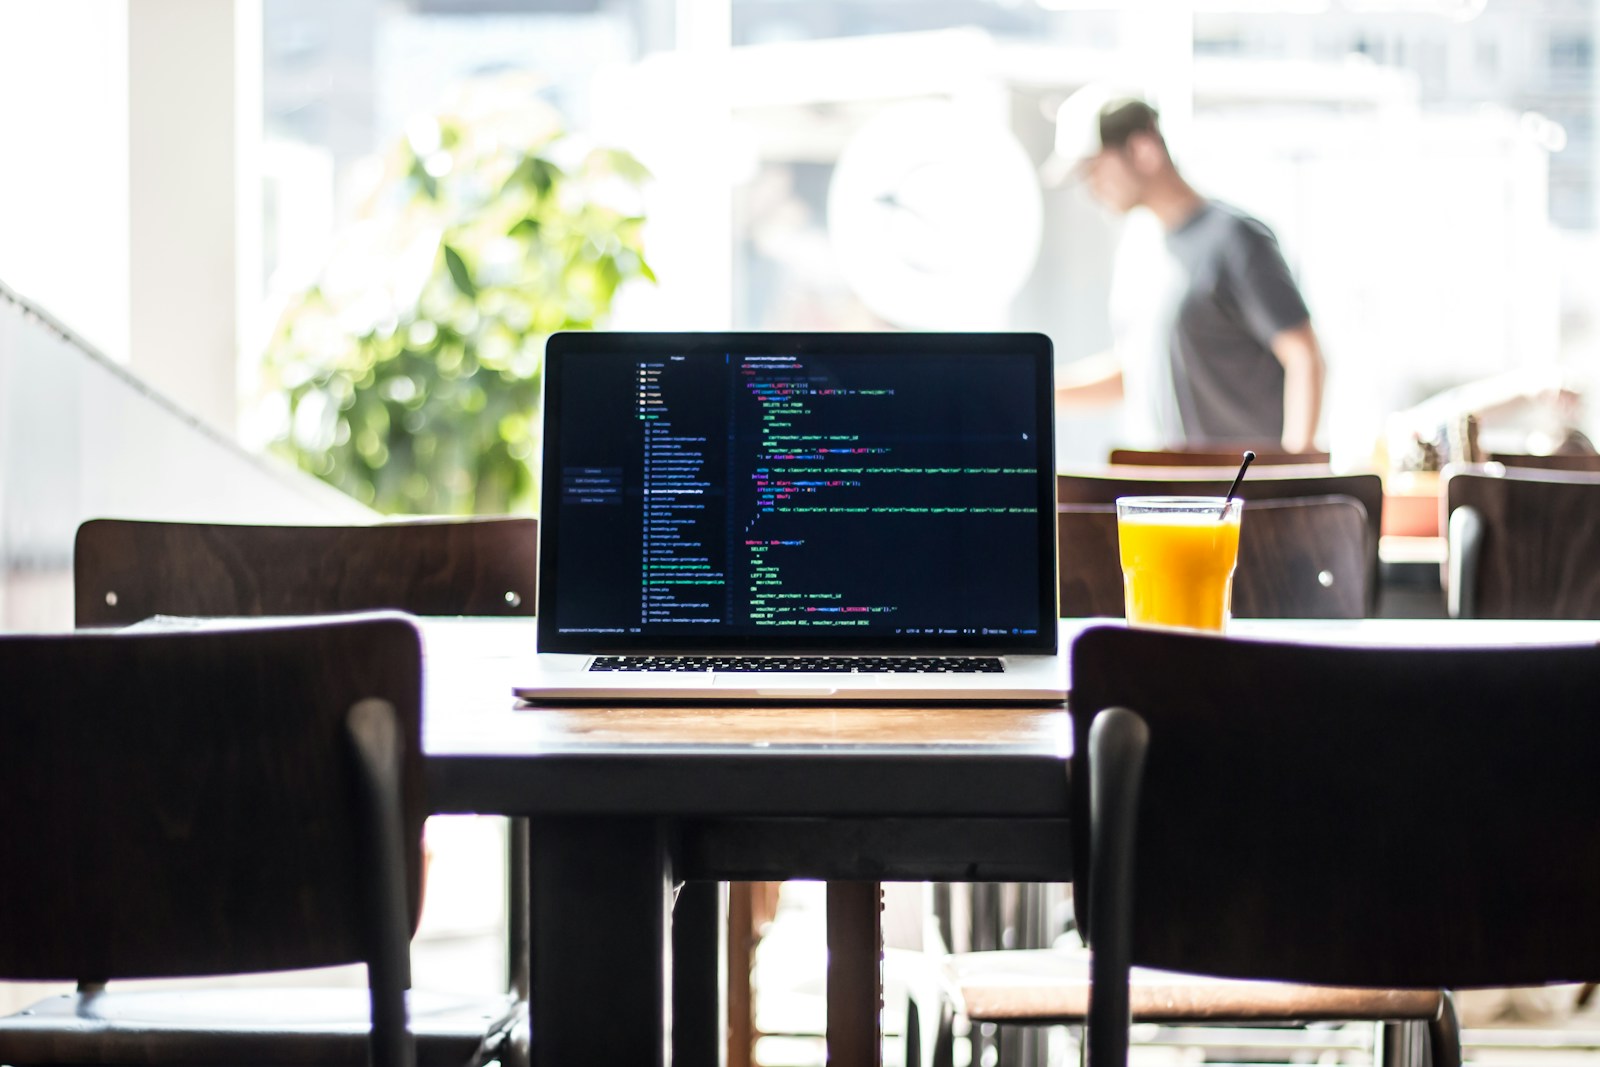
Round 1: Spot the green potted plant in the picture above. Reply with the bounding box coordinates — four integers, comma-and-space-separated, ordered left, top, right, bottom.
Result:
264, 82, 654, 515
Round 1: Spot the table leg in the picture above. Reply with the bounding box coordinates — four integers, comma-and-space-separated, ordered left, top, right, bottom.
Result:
507, 817, 529, 1000
529, 817, 673, 1067
827, 881, 883, 1067
672, 880, 726, 1067
505, 817, 531, 1067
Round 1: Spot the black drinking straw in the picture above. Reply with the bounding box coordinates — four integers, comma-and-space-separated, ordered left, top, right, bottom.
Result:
1222, 450, 1256, 513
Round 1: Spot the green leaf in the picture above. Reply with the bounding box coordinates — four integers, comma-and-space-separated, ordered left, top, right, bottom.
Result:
443, 245, 477, 299
617, 216, 646, 243
588, 148, 652, 184
498, 158, 531, 198
409, 156, 439, 202
527, 158, 563, 196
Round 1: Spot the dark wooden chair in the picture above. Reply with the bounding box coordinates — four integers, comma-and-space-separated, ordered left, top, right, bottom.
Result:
15, 517, 537, 1067
965, 470, 1380, 1056
1443, 465, 1600, 619
927, 494, 1377, 1067
1488, 452, 1600, 473
1059, 626, 1600, 1067
1058, 469, 1384, 615
1108, 447, 1331, 468
1058, 495, 1368, 620
74, 517, 538, 625
0, 616, 429, 1067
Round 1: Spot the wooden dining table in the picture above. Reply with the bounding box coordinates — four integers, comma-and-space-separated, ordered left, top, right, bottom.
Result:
418, 616, 1600, 1067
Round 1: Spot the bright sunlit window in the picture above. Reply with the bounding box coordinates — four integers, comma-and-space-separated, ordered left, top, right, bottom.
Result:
255, 0, 1599, 478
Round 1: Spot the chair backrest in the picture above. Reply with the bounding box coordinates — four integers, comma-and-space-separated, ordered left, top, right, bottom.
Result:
1069, 625, 1600, 990
1108, 448, 1331, 468
1058, 468, 1384, 613
1058, 495, 1368, 619
0, 615, 424, 983
1489, 452, 1600, 473
74, 518, 538, 627
1443, 465, 1600, 619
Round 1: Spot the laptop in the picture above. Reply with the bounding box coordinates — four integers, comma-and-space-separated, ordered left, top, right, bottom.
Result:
514, 331, 1066, 703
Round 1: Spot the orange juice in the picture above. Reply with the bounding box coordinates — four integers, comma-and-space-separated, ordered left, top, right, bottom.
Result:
1116, 499, 1242, 631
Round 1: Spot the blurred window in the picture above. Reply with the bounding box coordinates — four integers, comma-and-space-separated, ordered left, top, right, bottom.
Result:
259, 0, 1600, 467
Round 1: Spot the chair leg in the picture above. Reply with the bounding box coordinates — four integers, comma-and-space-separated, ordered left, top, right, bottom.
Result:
728, 882, 757, 1067
899, 947, 957, 1067
1428, 992, 1462, 1067
507, 817, 529, 1001
347, 699, 418, 1067
906, 995, 922, 1067
931, 992, 956, 1067
1085, 708, 1150, 1067
1377, 1020, 1429, 1067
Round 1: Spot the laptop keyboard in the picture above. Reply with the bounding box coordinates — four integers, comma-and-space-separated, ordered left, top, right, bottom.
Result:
588, 655, 1005, 674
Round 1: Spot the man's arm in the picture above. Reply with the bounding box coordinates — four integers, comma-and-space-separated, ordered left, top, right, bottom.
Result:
1270, 322, 1325, 453
1055, 351, 1125, 407
1226, 222, 1320, 450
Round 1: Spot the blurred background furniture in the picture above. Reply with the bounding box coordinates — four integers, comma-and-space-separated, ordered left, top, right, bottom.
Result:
947, 948, 1448, 1067
1443, 466, 1600, 619
728, 881, 785, 1067
1488, 452, 1600, 473
74, 517, 538, 624
1058, 495, 1368, 620
1060, 626, 1600, 1067
56, 518, 531, 1067
1108, 447, 1331, 467
0, 616, 431, 1067
1058, 469, 1384, 615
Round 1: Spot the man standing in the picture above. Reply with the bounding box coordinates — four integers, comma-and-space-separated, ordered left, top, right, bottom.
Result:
1057, 98, 1325, 454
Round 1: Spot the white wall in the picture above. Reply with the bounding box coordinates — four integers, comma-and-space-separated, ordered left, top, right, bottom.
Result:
0, 1, 131, 362
0, 0, 260, 434
127, 0, 259, 434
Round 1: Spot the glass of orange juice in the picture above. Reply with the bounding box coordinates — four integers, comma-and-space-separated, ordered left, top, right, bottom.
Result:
1115, 496, 1244, 632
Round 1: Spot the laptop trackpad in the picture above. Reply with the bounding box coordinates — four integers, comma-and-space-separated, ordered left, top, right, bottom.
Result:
710, 673, 844, 695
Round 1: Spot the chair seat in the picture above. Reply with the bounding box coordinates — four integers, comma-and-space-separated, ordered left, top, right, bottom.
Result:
0, 988, 522, 1067
948, 950, 1444, 1024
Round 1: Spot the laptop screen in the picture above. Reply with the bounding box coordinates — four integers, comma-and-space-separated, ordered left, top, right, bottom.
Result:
537, 332, 1057, 654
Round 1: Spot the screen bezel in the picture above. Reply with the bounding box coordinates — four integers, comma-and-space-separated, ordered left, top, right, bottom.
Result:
536, 331, 1058, 654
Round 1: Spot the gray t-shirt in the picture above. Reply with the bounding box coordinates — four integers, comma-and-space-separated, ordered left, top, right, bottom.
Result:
1163, 201, 1310, 444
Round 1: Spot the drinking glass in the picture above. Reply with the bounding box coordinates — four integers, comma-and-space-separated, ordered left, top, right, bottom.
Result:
1115, 496, 1244, 632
